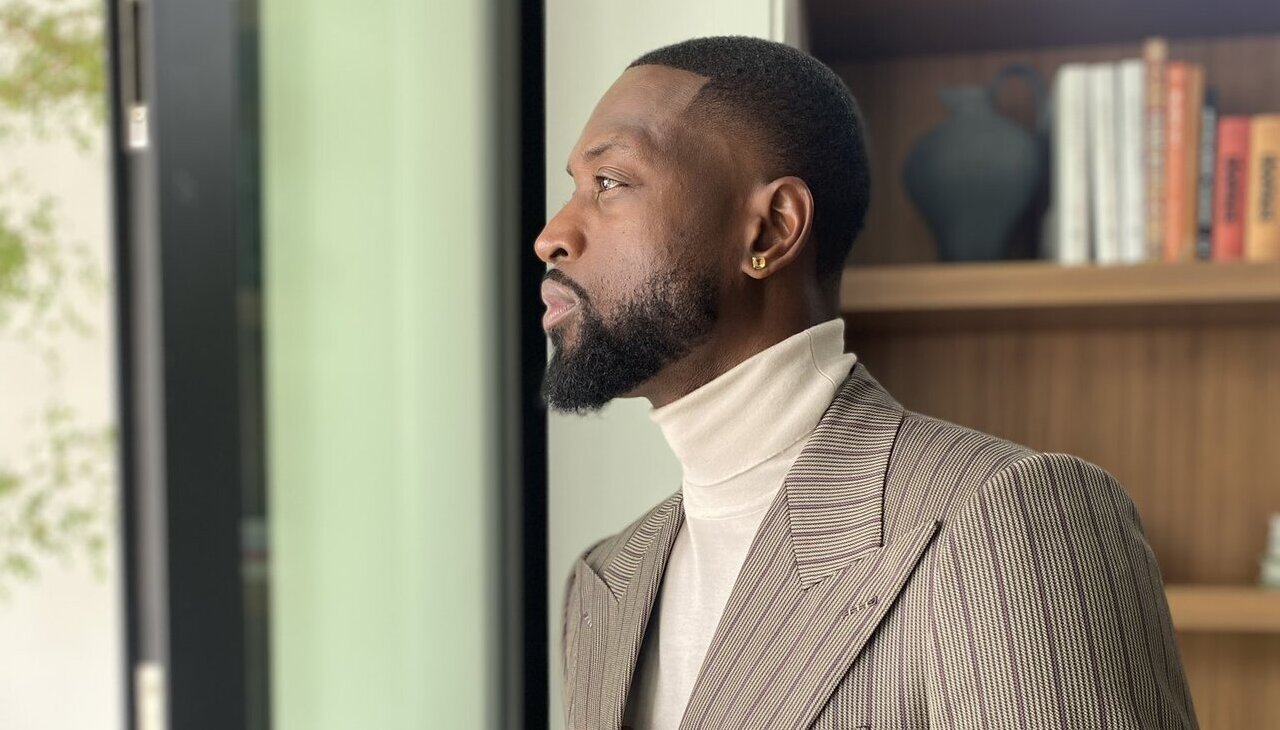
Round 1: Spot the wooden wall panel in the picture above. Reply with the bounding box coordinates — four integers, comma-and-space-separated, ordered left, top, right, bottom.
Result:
1178, 634, 1280, 728
847, 320, 1280, 583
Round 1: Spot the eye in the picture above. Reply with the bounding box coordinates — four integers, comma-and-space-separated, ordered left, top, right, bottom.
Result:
595, 175, 624, 193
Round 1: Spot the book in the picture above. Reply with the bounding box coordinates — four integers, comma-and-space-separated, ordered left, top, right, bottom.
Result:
1181, 65, 1204, 261
1117, 59, 1146, 263
1196, 89, 1218, 260
1212, 115, 1251, 261
1246, 114, 1280, 261
1088, 63, 1121, 264
1143, 38, 1168, 261
1163, 62, 1203, 262
1162, 62, 1188, 261
1048, 64, 1091, 265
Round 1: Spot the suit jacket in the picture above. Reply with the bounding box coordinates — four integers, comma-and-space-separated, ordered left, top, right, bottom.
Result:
561, 362, 1197, 729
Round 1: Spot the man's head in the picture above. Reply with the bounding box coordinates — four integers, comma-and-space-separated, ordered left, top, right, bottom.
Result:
537, 36, 870, 414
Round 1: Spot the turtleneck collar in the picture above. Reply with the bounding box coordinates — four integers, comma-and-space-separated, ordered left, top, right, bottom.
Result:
649, 318, 857, 507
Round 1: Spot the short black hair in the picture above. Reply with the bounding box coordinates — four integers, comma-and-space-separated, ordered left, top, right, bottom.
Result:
629, 36, 871, 293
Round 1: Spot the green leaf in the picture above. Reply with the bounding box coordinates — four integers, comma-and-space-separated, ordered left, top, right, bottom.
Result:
0, 471, 19, 497
4, 552, 35, 580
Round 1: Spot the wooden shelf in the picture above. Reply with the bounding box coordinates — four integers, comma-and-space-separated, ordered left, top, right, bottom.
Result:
1166, 585, 1280, 633
840, 260, 1280, 329
808, 0, 1280, 61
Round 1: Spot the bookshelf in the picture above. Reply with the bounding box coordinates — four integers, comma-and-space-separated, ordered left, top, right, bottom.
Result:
841, 260, 1280, 327
813, 0, 1280, 725
808, 0, 1280, 61
1166, 585, 1280, 633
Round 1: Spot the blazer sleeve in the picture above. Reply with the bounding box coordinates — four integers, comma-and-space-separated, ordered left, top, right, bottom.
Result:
560, 563, 579, 727
925, 452, 1198, 729
561, 537, 610, 728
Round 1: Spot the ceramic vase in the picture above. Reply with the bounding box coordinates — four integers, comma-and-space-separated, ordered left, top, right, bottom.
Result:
903, 64, 1047, 262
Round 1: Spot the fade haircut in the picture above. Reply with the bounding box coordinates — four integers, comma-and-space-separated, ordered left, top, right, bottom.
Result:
629, 36, 871, 294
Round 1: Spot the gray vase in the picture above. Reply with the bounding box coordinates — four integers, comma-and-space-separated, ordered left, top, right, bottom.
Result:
904, 64, 1047, 262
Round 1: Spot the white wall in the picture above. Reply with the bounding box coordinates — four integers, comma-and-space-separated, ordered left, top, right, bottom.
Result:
544, 3, 802, 725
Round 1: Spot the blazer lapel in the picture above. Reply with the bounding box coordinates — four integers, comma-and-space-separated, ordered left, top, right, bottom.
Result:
677, 363, 939, 729
570, 491, 684, 730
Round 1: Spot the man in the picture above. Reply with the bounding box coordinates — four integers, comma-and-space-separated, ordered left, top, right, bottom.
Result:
538, 36, 1196, 730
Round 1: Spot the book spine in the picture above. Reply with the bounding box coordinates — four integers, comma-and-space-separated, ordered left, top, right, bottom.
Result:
1163, 62, 1189, 262
1246, 115, 1280, 261
1212, 115, 1251, 261
1196, 88, 1217, 260
1089, 63, 1121, 264
1118, 59, 1146, 263
1143, 38, 1168, 261
1181, 65, 1204, 261
1050, 64, 1091, 265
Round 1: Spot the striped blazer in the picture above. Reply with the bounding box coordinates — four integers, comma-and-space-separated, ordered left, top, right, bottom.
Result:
561, 362, 1197, 729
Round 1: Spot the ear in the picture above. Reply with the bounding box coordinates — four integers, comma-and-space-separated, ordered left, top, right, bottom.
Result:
739, 176, 814, 280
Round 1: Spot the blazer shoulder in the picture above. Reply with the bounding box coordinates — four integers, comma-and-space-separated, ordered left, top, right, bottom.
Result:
973, 450, 1141, 524
895, 409, 1135, 529
886, 409, 1039, 525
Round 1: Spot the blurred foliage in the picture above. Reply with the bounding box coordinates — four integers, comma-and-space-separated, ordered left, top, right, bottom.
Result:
0, 404, 115, 600
0, 0, 112, 600
0, 0, 105, 148
0, 177, 103, 376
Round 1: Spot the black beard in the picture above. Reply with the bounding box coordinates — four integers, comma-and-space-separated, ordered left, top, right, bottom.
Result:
541, 266, 717, 414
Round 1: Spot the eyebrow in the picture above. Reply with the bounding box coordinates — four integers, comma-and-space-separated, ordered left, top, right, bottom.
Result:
564, 132, 653, 177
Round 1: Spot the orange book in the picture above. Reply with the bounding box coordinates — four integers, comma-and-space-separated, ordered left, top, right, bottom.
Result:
1212, 116, 1251, 261
1143, 38, 1168, 261
1163, 62, 1190, 262
1246, 115, 1280, 261
1180, 65, 1204, 261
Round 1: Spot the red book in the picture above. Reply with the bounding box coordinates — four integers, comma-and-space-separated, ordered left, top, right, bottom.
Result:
1213, 116, 1251, 261
1163, 63, 1190, 262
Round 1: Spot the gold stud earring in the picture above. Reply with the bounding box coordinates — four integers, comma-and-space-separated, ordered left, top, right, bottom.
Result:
751, 255, 768, 271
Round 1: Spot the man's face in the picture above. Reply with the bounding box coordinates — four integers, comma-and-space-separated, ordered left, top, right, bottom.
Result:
535, 65, 746, 414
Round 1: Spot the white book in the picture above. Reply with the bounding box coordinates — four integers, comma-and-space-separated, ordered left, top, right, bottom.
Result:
1088, 63, 1121, 264
1117, 59, 1147, 263
1047, 64, 1091, 265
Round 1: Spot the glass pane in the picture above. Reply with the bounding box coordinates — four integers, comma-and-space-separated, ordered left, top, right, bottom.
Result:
258, 1, 502, 728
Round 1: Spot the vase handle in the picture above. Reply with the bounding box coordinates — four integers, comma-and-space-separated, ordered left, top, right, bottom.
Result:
989, 63, 1048, 136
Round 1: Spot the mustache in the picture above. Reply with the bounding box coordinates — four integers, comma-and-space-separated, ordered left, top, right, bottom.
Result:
543, 268, 591, 305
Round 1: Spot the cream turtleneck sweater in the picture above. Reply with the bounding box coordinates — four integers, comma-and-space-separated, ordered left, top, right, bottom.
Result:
622, 318, 858, 730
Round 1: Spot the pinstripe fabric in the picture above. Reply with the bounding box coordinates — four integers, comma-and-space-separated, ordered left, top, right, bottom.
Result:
561, 362, 1197, 729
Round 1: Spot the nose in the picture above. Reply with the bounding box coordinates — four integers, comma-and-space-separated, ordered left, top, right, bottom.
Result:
534, 205, 585, 264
